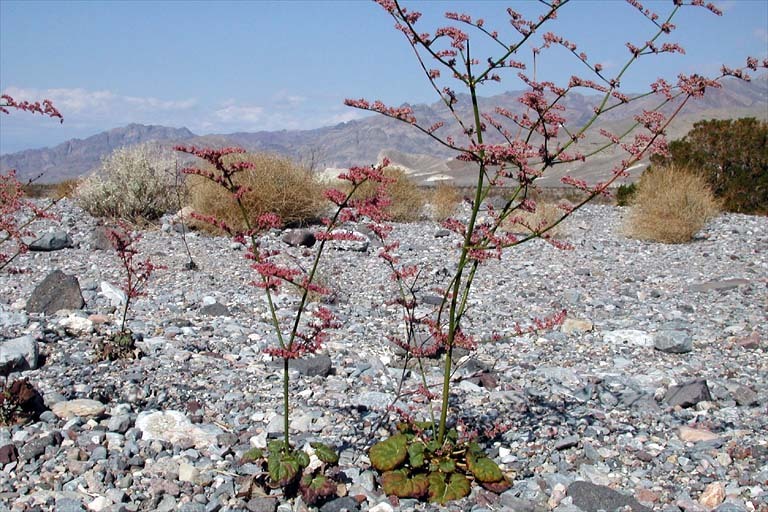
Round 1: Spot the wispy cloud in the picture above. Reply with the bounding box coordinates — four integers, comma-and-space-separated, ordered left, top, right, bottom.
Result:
2, 86, 198, 115
214, 103, 264, 123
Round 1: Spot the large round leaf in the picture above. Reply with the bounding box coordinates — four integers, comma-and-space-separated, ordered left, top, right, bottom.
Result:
310, 442, 339, 464
381, 469, 429, 498
467, 452, 504, 483
369, 434, 408, 471
427, 471, 470, 504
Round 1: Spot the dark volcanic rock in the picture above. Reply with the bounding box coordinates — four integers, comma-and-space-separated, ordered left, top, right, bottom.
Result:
291, 353, 333, 377
664, 379, 713, 408
28, 230, 73, 251
25, 270, 85, 314
568, 481, 651, 512
282, 229, 316, 248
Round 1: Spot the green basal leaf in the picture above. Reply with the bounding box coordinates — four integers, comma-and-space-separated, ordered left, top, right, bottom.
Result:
369, 433, 408, 471
381, 470, 429, 498
467, 452, 504, 483
296, 450, 310, 468
310, 442, 339, 464
241, 447, 264, 462
267, 451, 301, 487
438, 458, 456, 473
299, 473, 337, 505
408, 442, 425, 468
427, 471, 470, 504
268, 440, 286, 455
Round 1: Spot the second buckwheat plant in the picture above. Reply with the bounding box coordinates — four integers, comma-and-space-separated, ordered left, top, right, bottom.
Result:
342, 0, 767, 503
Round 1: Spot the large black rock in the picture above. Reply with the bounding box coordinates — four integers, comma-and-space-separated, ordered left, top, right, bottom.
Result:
26, 270, 85, 315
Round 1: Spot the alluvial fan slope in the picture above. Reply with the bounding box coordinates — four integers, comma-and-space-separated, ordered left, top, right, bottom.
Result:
0, 199, 766, 512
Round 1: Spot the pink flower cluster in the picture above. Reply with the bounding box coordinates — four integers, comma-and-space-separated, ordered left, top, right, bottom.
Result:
0, 94, 63, 122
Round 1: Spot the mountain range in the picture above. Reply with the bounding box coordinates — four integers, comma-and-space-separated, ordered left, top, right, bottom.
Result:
2, 76, 766, 187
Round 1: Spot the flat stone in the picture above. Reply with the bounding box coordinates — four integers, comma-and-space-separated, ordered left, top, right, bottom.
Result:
51, 399, 107, 419
698, 482, 725, 509
135, 410, 223, 448
58, 315, 94, 336
282, 229, 316, 247
245, 497, 278, 512
567, 481, 650, 512
0, 335, 38, 372
178, 462, 200, 483
199, 302, 231, 317
26, 270, 84, 314
561, 318, 593, 335
290, 353, 333, 377
29, 230, 73, 251
100, 281, 126, 307
664, 379, 712, 408
654, 330, 693, 353
319, 496, 360, 512
679, 426, 720, 443
603, 329, 654, 347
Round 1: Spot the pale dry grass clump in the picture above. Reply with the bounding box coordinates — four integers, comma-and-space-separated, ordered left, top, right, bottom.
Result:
501, 201, 569, 238
352, 167, 425, 222
75, 144, 179, 222
430, 182, 461, 221
187, 152, 327, 234
624, 165, 720, 243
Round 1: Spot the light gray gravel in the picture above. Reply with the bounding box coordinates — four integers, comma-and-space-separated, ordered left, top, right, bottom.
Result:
0, 198, 766, 512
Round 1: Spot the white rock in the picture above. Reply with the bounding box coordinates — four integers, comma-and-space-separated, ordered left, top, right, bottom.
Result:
58, 315, 94, 335
135, 410, 223, 448
603, 329, 654, 347
87, 496, 113, 512
178, 462, 200, 483
100, 281, 126, 307
51, 399, 107, 419
0, 335, 38, 370
369, 503, 394, 512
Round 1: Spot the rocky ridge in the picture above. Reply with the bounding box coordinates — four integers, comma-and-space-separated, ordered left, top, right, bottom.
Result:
0, 199, 766, 512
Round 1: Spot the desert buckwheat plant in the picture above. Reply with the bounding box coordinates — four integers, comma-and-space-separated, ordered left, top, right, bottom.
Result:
0, 95, 62, 272
342, 0, 767, 503
175, 145, 393, 503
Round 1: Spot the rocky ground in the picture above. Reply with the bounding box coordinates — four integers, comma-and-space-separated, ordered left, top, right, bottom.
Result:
0, 198, 766, 512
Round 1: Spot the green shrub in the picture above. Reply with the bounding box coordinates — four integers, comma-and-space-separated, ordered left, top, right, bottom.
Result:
615, 182, 637, 206
187, 152, 326, 233
75, 144, 179, 222
624, 165, 720, 243
651, 118, 767, 214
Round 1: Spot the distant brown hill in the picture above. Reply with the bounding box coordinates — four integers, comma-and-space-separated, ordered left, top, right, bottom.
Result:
2, 76, 766, 186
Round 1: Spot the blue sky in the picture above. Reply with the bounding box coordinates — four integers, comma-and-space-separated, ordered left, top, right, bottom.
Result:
1, 0, 766, 153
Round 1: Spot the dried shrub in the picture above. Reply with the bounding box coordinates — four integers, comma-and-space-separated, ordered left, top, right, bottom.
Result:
430, 182, 460, 221
75, 143, 179, 222
187, 152, 326, 234
54, 178, 82, 199
501, 201, 569, 238
352, 167, 424, 222
624, 165, 720, 243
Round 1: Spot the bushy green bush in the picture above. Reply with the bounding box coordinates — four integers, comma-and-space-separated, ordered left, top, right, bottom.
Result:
615, 182, 637, 206
651, 118, 767, 214
624, 165, 720, 243
75, 144, 179, 222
